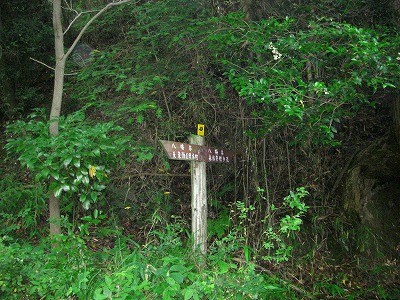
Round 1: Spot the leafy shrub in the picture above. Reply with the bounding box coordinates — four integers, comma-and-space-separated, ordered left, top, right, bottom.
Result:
261, 187, 309, 263
5, 107, 129, 210
194, 13, 400, 145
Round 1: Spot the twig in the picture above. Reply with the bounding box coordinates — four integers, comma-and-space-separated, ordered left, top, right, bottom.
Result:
29, 57, 78, 76
29, 57, 55, 71
63, 12, 83, 35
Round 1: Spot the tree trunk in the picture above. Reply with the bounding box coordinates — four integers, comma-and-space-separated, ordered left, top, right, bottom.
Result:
48, 0, 64, 237
48, 0, 132, 240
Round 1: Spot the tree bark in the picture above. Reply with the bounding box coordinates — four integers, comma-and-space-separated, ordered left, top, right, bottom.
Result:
48, 0, 64, 237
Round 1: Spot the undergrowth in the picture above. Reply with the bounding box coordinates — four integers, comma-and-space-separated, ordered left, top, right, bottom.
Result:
1, 219, 398, 299
0, 228, 295, 300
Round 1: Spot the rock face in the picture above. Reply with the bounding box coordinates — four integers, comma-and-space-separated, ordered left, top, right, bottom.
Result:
343, 133, 400, 258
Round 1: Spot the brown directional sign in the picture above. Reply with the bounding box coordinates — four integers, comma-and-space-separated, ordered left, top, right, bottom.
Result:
159, 140, 234, 163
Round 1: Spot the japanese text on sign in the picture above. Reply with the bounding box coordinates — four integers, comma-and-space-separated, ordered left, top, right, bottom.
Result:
159, 140, 234, 163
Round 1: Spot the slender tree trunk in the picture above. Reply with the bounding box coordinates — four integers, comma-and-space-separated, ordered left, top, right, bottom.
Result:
48, 0, 64, 237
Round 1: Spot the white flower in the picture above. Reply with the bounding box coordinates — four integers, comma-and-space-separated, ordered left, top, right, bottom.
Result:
268, 42, 282, 60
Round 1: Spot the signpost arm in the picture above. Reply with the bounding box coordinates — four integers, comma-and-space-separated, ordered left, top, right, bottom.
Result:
189, 135, 207, 255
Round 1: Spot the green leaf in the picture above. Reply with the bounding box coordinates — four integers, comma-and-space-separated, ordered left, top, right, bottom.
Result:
184, 288, 199, 300
116, 81, 125, 91
169, 265, 187, 272
169, 271, 185, 284
61, 185, 71, 192
93, 148, 101, 156
83, 200, 90, 210
136, 151, 153, 162
63, 157, 73, 167
82, 176, 90, 185
120, 159, 126, 167
51, 172, 60, 181
90, 191, 98, 201
73, 159, 81, 168
54, 186, 63, 198
217, 260, 230, 274
265, 285, 282, 290
383, 83, 395, 88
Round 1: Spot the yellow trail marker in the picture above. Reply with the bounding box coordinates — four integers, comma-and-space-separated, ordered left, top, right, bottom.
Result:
197, 124, 205, 136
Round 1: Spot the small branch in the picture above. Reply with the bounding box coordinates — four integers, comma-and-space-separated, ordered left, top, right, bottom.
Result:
29, 57, 55, 71
64, 0, 133, 61
63, 9, 100, 35
30, 57, 77, 76
63, 11, 83, 35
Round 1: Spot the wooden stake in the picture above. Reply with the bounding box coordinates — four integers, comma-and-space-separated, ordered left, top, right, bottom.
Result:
189, 135, 207, 255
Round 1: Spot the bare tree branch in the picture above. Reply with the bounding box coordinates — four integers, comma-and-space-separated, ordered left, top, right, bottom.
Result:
63, 11, 83, 35
63, 10, 101, 35
30, 57, 55, 71
64, 0, 133, 60
29, 57, 77, 76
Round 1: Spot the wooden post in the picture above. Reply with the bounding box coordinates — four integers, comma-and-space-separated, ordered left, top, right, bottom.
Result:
189, 135, 207, 255
159, 135, 234, 256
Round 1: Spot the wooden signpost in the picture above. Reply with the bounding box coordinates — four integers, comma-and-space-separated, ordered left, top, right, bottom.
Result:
159, 126, 234, 255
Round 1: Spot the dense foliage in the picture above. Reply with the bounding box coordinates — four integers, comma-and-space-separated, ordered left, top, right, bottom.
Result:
1, 0, 399, 298
0, 0, 53, 117
5, 108, 130, 210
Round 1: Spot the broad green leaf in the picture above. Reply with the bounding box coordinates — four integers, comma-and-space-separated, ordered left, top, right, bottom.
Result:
73, 159, 81, 168
217, 260, 230, 274
63, 157, 73, 167
54, 186, 63, 198
93, 148, 101, 156
83, 200, 90, 210
90, 191, 98, 201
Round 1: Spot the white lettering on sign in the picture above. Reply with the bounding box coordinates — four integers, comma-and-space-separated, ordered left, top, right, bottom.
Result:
160, 140, 233, 163
172, 150, 200, 161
